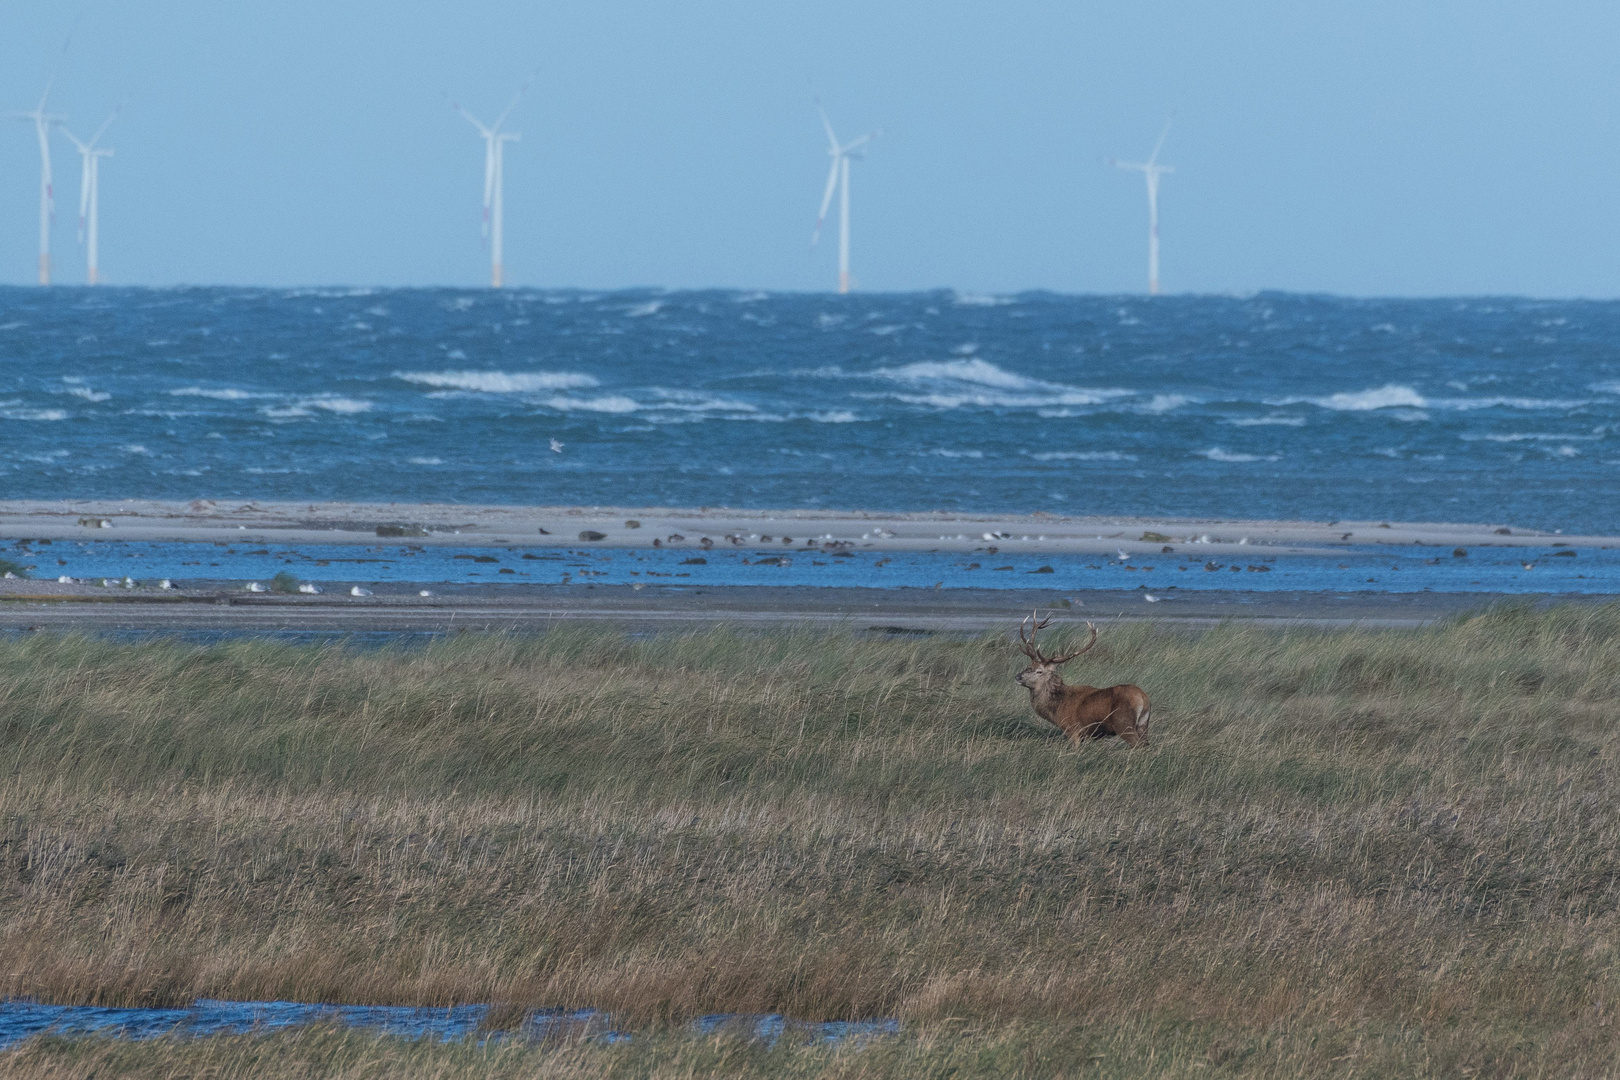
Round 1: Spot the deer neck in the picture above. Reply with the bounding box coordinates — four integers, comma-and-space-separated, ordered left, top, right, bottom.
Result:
1028, 677, 1069, 722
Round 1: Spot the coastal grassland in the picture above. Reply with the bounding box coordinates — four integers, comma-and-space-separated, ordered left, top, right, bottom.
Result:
0, 605, 1618, 1076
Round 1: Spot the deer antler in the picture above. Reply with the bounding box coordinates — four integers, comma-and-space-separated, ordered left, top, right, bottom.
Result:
1049, 622, 1099, 664
1018, 609, 1054, 662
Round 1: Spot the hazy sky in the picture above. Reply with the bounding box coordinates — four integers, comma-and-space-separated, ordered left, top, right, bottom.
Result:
1, 2, 1615, 295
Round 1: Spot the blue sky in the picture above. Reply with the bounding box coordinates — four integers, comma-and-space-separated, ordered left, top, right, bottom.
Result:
1, 1, 1615, 295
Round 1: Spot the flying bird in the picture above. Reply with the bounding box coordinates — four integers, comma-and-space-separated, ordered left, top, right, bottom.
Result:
550, 438, 564, 453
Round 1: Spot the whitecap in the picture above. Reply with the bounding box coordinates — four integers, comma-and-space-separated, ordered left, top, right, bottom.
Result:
1592, 380, 1620, 395
120, 445, 149, 455
1198, 448, 1280, 463
541, 395, 641, 414
1461, 432, 1601, 443
1030, 451, 1138, 462
169, 387, 267, 401
67, 387, 110, 402
806, 410, 859, 423
1140, 394, 1192, 414
396, 370, 600, 393
1433, 396, 1592, 411
1294, 385, 1428, 411
626, 301, 663, 317
308, 397, 372, 414
408, 456, 444, 465
1227, 415, 1306, 427
927, 448, 984, 458
0, 408, 68, 421
952, 292, 1014, 306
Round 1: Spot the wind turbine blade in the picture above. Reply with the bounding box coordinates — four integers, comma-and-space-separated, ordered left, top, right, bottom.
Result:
77, 153, 90, 242
481, 139, 495, 237
1147, 117, 1173, 166
812, 157, 839, 245
88, 107, 118, 148
493, 75, 533, 131
446, 93, 492, 135
816, 100, 838, 153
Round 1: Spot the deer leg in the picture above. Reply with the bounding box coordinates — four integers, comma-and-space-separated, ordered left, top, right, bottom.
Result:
1118, 727, 1146, 748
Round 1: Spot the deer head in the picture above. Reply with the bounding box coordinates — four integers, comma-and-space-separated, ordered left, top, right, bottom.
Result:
1014, 610, 1098, 691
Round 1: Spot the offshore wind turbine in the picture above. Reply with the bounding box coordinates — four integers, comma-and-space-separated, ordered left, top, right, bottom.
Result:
10, 79, 66, 285
812, 104, 877, 294
449, 81, 527, 288
1108, 120, 1175, 295
62, 111, 115, 285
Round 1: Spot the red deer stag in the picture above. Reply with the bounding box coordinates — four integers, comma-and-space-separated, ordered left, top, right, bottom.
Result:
1014, 612, 1150, 747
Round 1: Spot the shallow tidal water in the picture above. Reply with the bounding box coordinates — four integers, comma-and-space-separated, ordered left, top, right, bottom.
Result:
9, 538, 1620, 595
0, 999, 897, 1048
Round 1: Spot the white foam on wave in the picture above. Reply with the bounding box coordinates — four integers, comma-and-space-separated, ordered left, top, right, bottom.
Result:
257, 396, 372, 419
1592, 380, 1620, 395
169, 387, 267, 401
397, 370, 599, 393
625, 301, 663, 317
952, 291, 1015, 307
806, 410, 859, 423
927, 448, 984, 459
1297, 385, 1428, 411
1433, 396, 1592, 411
872, 357, 1133, 410
309, 397, 372, 414
408, 456, 444, 465
1030, 451, 1138, 462
0, 407, 68, 421
1228, 415, 1306, 427
1461, 432, 1601, 442
1198, 447, 1281, 463
67, 387, 111, 402
542, 395, 641, 414
1141, 394, 1192, 414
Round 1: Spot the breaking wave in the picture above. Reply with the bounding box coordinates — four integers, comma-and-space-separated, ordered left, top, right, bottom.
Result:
396, 370, 600, 392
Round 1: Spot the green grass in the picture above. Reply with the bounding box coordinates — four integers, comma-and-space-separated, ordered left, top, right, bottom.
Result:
0, 605, 1618, 1076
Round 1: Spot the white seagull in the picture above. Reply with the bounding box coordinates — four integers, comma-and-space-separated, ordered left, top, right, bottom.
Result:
550, 438, 564, 453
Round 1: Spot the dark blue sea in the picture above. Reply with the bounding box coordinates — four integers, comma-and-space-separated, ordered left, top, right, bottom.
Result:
2, 288, 1617, 532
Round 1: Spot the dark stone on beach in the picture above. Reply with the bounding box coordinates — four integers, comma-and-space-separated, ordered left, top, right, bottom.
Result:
1453, 548, 1468, 557
376, 524, 429, 538
579, 531, 607, 541
624, 520, 641, 529
1161, 545, 1175, 553
1495, 527, 1512, 535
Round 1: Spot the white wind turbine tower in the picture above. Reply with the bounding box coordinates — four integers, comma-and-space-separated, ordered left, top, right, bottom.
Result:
1108, 120, 1175, 295
449, 82, 527, 288
62, 111, 115, 285
812, 104, 878, 294
10, 79, 65, 285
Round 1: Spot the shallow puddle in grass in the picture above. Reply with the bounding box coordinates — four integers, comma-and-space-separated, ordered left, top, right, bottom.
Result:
0, 999, 898, 1048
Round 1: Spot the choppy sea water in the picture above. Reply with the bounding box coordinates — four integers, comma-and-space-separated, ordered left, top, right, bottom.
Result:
2, 288, 1618, 532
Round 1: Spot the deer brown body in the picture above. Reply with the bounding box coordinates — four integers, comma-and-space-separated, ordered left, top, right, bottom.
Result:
1014, 613, 1150, 748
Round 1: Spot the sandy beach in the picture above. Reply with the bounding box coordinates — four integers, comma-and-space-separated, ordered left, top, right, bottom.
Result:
0, 499, 1612, 556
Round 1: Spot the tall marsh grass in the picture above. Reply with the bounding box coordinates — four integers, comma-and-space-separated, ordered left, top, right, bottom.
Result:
1, 605, 1619, 1075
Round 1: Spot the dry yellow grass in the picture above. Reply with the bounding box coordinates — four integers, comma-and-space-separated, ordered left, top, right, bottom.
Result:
0, 604, 1617, 1075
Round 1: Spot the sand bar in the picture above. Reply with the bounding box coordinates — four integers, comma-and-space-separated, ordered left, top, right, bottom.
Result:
0, 500, 1612, 557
